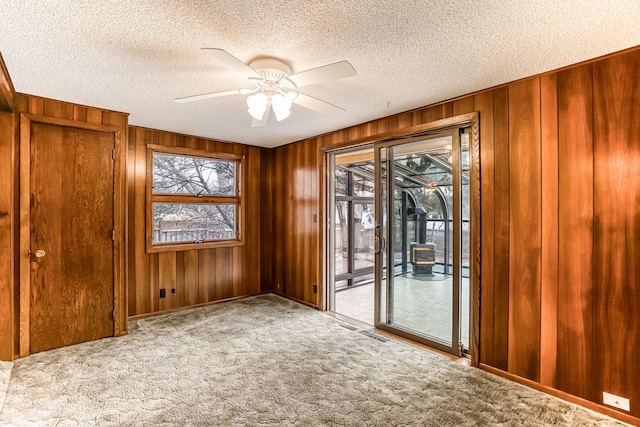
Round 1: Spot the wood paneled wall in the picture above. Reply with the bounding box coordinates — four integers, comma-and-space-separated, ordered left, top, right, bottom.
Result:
127, 126, 263, 318
264, 48, 640, 421
0, 94, 129, 359
261, 139, 321, 306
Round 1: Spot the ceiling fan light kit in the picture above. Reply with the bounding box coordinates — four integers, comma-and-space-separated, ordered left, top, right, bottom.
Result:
176, 49, 356, 127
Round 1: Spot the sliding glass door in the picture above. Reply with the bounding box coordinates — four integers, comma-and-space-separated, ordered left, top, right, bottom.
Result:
374, 129, 469, 356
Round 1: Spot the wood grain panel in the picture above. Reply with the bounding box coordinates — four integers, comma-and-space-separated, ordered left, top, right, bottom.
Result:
43, 99, 74, 120
592, 50, 640, 418
244, 145, 261, 294
197, 249, 212, 302
149, 253, 159, 313
442, 102, 454, 118
175, 251, 185, 307
158, 252, 176, 311
214, 248, 226, 300
492, 86, 510, 371
260, 148, 275, 291
508, 78, 542, 382
183, 250, 199, 305
473, 91, 495, 366
397, 112, 412, 129
421, 105, 444, 123
132, 128, 151, 315
453, 97, 474, 116
0, 112, 15, 360
540, 73, 559, 388
557, 64, 594, 400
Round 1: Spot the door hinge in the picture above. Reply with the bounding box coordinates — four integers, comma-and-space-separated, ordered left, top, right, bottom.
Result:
112, 230, 115, 241
112, 149, 116, 160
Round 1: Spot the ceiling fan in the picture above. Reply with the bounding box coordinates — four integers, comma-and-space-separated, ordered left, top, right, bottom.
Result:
175, 49, 357, 127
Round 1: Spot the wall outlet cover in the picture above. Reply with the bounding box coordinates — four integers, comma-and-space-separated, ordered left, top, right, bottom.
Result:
603, 392, 630, 412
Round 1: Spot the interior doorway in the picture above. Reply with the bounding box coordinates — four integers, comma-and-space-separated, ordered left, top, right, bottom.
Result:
326, 120, 478, 358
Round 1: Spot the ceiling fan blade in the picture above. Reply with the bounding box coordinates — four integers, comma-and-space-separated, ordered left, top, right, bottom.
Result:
174, 89, 245, 103
292, 93, 345, 113
202, 48, 262, 79
287, 61, 356, 88
251, 104, 271, 127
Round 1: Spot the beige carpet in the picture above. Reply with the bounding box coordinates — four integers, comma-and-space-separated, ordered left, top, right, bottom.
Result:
0, 294, 627, 426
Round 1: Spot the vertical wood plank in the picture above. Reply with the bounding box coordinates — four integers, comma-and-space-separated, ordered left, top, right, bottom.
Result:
453, 97, 474, 116
302, 140, 311, 302
198, 249, 213, 303
421, 105, 444, 123
213, 248, 226, 300
0, 112, 14, 360
133, 128, 150, 315
158, 252, 176, 311
183, 250, 199, 306
225, 247, 234, 298
126, 127, 137, 316
273, 147, 284, 292
474, 90, 495, 366
508, 78, 542, 382
232, 246, 243, 296
149, 254, 159, 313
540, 73, 559, 388
492, 86, 510, 371
557, 64, 594, 401
397, 112, 412, 129
85, 107, 103, 125
592, 50, 640, 418
175, 251, 185, 307
259, 148, 273, 291
27, 97, 44, 115
43, 99, 74, 120
245, 146, 261, 294
73, 106, 87, 122
442, 102, 454, 118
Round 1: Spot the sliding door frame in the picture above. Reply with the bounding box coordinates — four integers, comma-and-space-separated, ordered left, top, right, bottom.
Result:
322, 113, 480, 366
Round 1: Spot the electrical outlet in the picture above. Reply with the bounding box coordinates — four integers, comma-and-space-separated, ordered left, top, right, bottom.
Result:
159, 288, 166, 298
312, 283, 318, 294
603, 392, 630, 411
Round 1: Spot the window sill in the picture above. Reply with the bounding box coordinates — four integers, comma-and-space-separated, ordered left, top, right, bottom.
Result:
146, 239, 244, 253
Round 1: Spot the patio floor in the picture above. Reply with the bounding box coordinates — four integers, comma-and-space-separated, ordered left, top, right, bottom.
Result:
335, 275, 470, 349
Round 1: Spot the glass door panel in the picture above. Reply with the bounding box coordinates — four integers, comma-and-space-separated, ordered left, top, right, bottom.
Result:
375, 131, 463, 356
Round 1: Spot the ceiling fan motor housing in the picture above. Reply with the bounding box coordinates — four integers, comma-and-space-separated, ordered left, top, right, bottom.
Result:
248, 57, 295, 87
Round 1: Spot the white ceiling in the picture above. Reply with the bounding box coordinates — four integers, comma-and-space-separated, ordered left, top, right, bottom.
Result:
1, 1, 639, 148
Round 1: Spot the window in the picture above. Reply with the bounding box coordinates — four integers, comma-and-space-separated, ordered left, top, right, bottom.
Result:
146, 144, 244, 252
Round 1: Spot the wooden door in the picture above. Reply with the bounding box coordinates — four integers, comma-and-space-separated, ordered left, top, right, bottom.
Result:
29, 122, 115, 353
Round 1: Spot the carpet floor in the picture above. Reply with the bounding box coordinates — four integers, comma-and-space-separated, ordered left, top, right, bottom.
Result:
0, 294, 627, 426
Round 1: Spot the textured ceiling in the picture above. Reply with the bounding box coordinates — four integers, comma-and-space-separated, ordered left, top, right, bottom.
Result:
1, 1, 639, 148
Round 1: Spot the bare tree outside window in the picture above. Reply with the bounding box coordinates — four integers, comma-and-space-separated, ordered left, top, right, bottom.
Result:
153, 153, 236, 196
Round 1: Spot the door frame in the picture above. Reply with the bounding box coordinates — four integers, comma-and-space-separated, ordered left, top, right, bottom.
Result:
19, 114, 127, 358
321, 113, 480, 366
